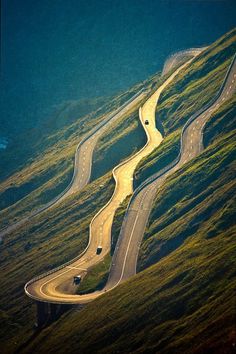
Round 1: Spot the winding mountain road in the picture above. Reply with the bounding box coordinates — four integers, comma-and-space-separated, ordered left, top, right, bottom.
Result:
0, 90, 146, 239
162, 47, 207, 76
107, 54, 236, 287
25, 49, 207, 304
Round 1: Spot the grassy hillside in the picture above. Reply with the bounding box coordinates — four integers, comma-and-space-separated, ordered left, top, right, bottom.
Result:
157, 28, 236, 133
91, 110, 145, 181
20, 98, 236, 354
0, 83, 141, 205
138, 126, 235, 271
1, 28, 235, 354
134, 28, 236, 188
0, 68, 162, 230
0, 172, 115, 353
0, 95, 139, 229
204, 94, 236, 147
0, 96, 110, 183
134, 130, 180, 188
0, 63, 161, 353
91, 70, 165, 180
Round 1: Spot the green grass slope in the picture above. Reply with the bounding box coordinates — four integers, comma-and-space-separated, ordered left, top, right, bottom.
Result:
0, 172, 115, 353
157, 28, 236, 133
21, 102, 236, 354
91, 110, 146, 181
1, 28, 235, 354
16, 29, 236, 354
0, 43, 163, 353
0, 65, 163, 353
138, 125, 235, 271
134, 28, 236, 188
0, 87, 146, 221
0, 69, 161, 230
91, 71, 163, 180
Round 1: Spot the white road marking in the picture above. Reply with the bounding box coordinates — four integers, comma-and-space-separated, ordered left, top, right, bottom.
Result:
39, 268, 72, 296
66, 266, 87, 271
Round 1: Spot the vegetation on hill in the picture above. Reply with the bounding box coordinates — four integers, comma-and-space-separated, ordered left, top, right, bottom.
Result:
74, 196, 130, 295
91, 71, 165, 180
91, 110, 145, 181
111, 196, 130, 255
0, 58, 161, 354
138, 122, 235, 271
0, 172, 114, 353
134, 28, 236, 188
77, 254, 112, 295
204, 94, 236, 147
134, 130, 180, 188
20, 97, 236, 354
157, 28, 236, 133
0, 86, 146, 229
0, 28, 235, 354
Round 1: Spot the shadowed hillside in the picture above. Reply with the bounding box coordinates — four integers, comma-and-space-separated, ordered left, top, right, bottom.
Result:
0, 28, 235, 354
21, 80, 236, 354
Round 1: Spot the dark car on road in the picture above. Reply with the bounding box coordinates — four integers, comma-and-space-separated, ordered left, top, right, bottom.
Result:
96, 246, 102, 255
73, 275, 81, 284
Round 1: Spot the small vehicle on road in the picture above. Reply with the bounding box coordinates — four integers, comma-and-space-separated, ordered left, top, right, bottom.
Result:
96, 246, 102, 255
73, 275, 81, 284
145, 120, 149, 125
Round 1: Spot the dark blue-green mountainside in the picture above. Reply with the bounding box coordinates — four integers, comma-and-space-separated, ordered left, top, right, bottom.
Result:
1, 0, 236, 142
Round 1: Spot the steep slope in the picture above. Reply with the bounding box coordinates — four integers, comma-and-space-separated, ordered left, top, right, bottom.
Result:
24, 49, 205, 305
0, 94, 122, 208
138, 114, 235, 270
18, 29, 236, 354
0, 86, 147, 230
0, 173, 115, 353
21, 95, 236, 354
1, 28, 235, 354
134, 28, 236, 188
0, 48, 193, 352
